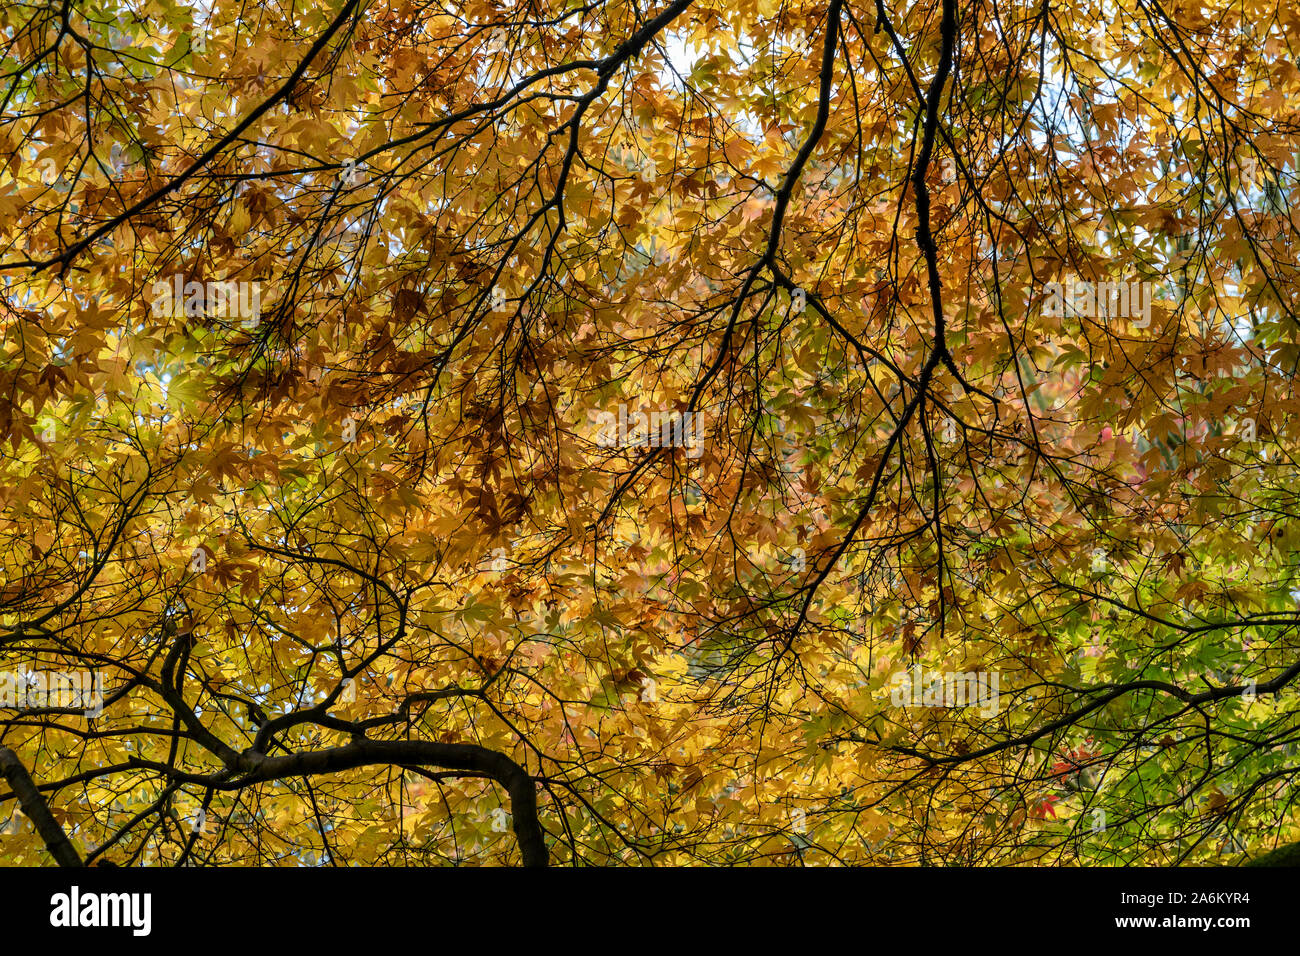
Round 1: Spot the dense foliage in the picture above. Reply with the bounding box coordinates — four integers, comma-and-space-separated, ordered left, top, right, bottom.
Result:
2, 0, 1299, 866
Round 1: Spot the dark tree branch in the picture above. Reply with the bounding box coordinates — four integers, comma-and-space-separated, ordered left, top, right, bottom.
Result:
129, 738, 549, 867
0, 745, 83, 866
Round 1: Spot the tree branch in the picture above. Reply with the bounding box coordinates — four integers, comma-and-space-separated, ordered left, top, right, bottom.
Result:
0, 746, 83, 867
158, 738, 549, 866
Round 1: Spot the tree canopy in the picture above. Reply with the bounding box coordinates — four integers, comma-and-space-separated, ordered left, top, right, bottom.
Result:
2, 0, 1300, 867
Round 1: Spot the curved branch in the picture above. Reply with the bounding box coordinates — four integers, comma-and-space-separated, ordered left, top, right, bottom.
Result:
146, 738, 549, 867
